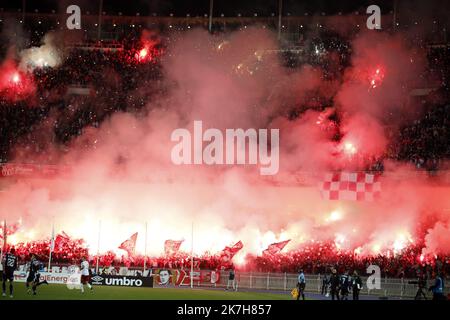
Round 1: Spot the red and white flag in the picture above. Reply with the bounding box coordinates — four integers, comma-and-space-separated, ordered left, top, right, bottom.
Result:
263, 240, 291, 256
219, 241, 243, 262
54, 231, 71, 250
0, 221, 20, 240
320, 172, 381, 201
164, 239, 184, 256
1, 220, 6, 251
119, 232, 138, 256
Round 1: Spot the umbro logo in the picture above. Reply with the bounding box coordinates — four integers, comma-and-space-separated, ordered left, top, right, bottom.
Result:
91, 275, 103, 282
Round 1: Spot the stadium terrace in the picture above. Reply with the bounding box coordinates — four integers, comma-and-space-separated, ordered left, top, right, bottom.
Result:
0, 0, 449, 303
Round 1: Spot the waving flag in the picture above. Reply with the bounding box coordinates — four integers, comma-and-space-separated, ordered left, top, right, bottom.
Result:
263, 240, 291, 256
119, 232, 138, 256
320, 172, 381, 201
0, 221, 20, 240
1, 220, 6, 252
164, 239, 184, 256
220, 241, 243, 262
54, 231, 71, 250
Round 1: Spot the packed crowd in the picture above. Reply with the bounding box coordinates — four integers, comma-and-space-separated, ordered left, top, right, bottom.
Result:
11, 238, 88, 265
3, 235, 448, 279
0, 27, 448, 169
0, 34, 163, 162
1, 21, 449, 281
245, 243, 449, 278
395, 103, 449, 169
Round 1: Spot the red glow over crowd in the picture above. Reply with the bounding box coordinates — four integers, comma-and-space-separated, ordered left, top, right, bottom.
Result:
0, 11, 449, 285
0, 65, 35, 101
2, 233, 448, 278
369, 66, 385, 89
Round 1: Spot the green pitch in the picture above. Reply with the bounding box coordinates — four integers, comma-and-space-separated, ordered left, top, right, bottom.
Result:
3, 284, 292, 300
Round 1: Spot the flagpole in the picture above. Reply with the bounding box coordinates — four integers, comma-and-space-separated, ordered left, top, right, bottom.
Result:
3, 220, 6, 252
0, 220, 6, 262
143, 222, 148, 275
190, 221, 194, 289
208, 0, 214, 33
96, 220, 101, 273
48, 222, 55, 271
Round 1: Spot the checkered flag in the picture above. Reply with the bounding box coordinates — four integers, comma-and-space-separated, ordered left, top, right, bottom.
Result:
320, 172, 381, 201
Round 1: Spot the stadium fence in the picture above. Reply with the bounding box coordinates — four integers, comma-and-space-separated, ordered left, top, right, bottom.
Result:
13, 263, 449, 298
209, 271, 450, 299
108, 268, 450, 299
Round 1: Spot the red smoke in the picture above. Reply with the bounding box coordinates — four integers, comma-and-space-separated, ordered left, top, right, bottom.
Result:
0, 60, 35, 101
134, 30, 162, 63
0, 27, 449, 261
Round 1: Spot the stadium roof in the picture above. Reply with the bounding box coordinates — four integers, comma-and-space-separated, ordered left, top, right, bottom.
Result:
0, 0, 405, 17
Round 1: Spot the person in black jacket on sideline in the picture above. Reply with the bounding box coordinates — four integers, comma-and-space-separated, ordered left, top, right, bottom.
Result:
351, 271, 363, 300
321, 271, 330, 296
329, 268, 340, 300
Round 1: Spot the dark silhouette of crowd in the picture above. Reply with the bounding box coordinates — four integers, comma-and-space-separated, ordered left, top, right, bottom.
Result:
0, 26, 448, 169
0, 34, 163, 162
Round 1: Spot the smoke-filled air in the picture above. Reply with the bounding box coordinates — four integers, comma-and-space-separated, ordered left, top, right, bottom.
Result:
1, 22, 449, 271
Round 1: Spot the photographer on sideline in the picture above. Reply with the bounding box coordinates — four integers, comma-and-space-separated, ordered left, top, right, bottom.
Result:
297, 269, 306, 300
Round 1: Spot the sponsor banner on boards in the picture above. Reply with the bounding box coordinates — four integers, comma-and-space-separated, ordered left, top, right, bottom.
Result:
90, 275, 153, 288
